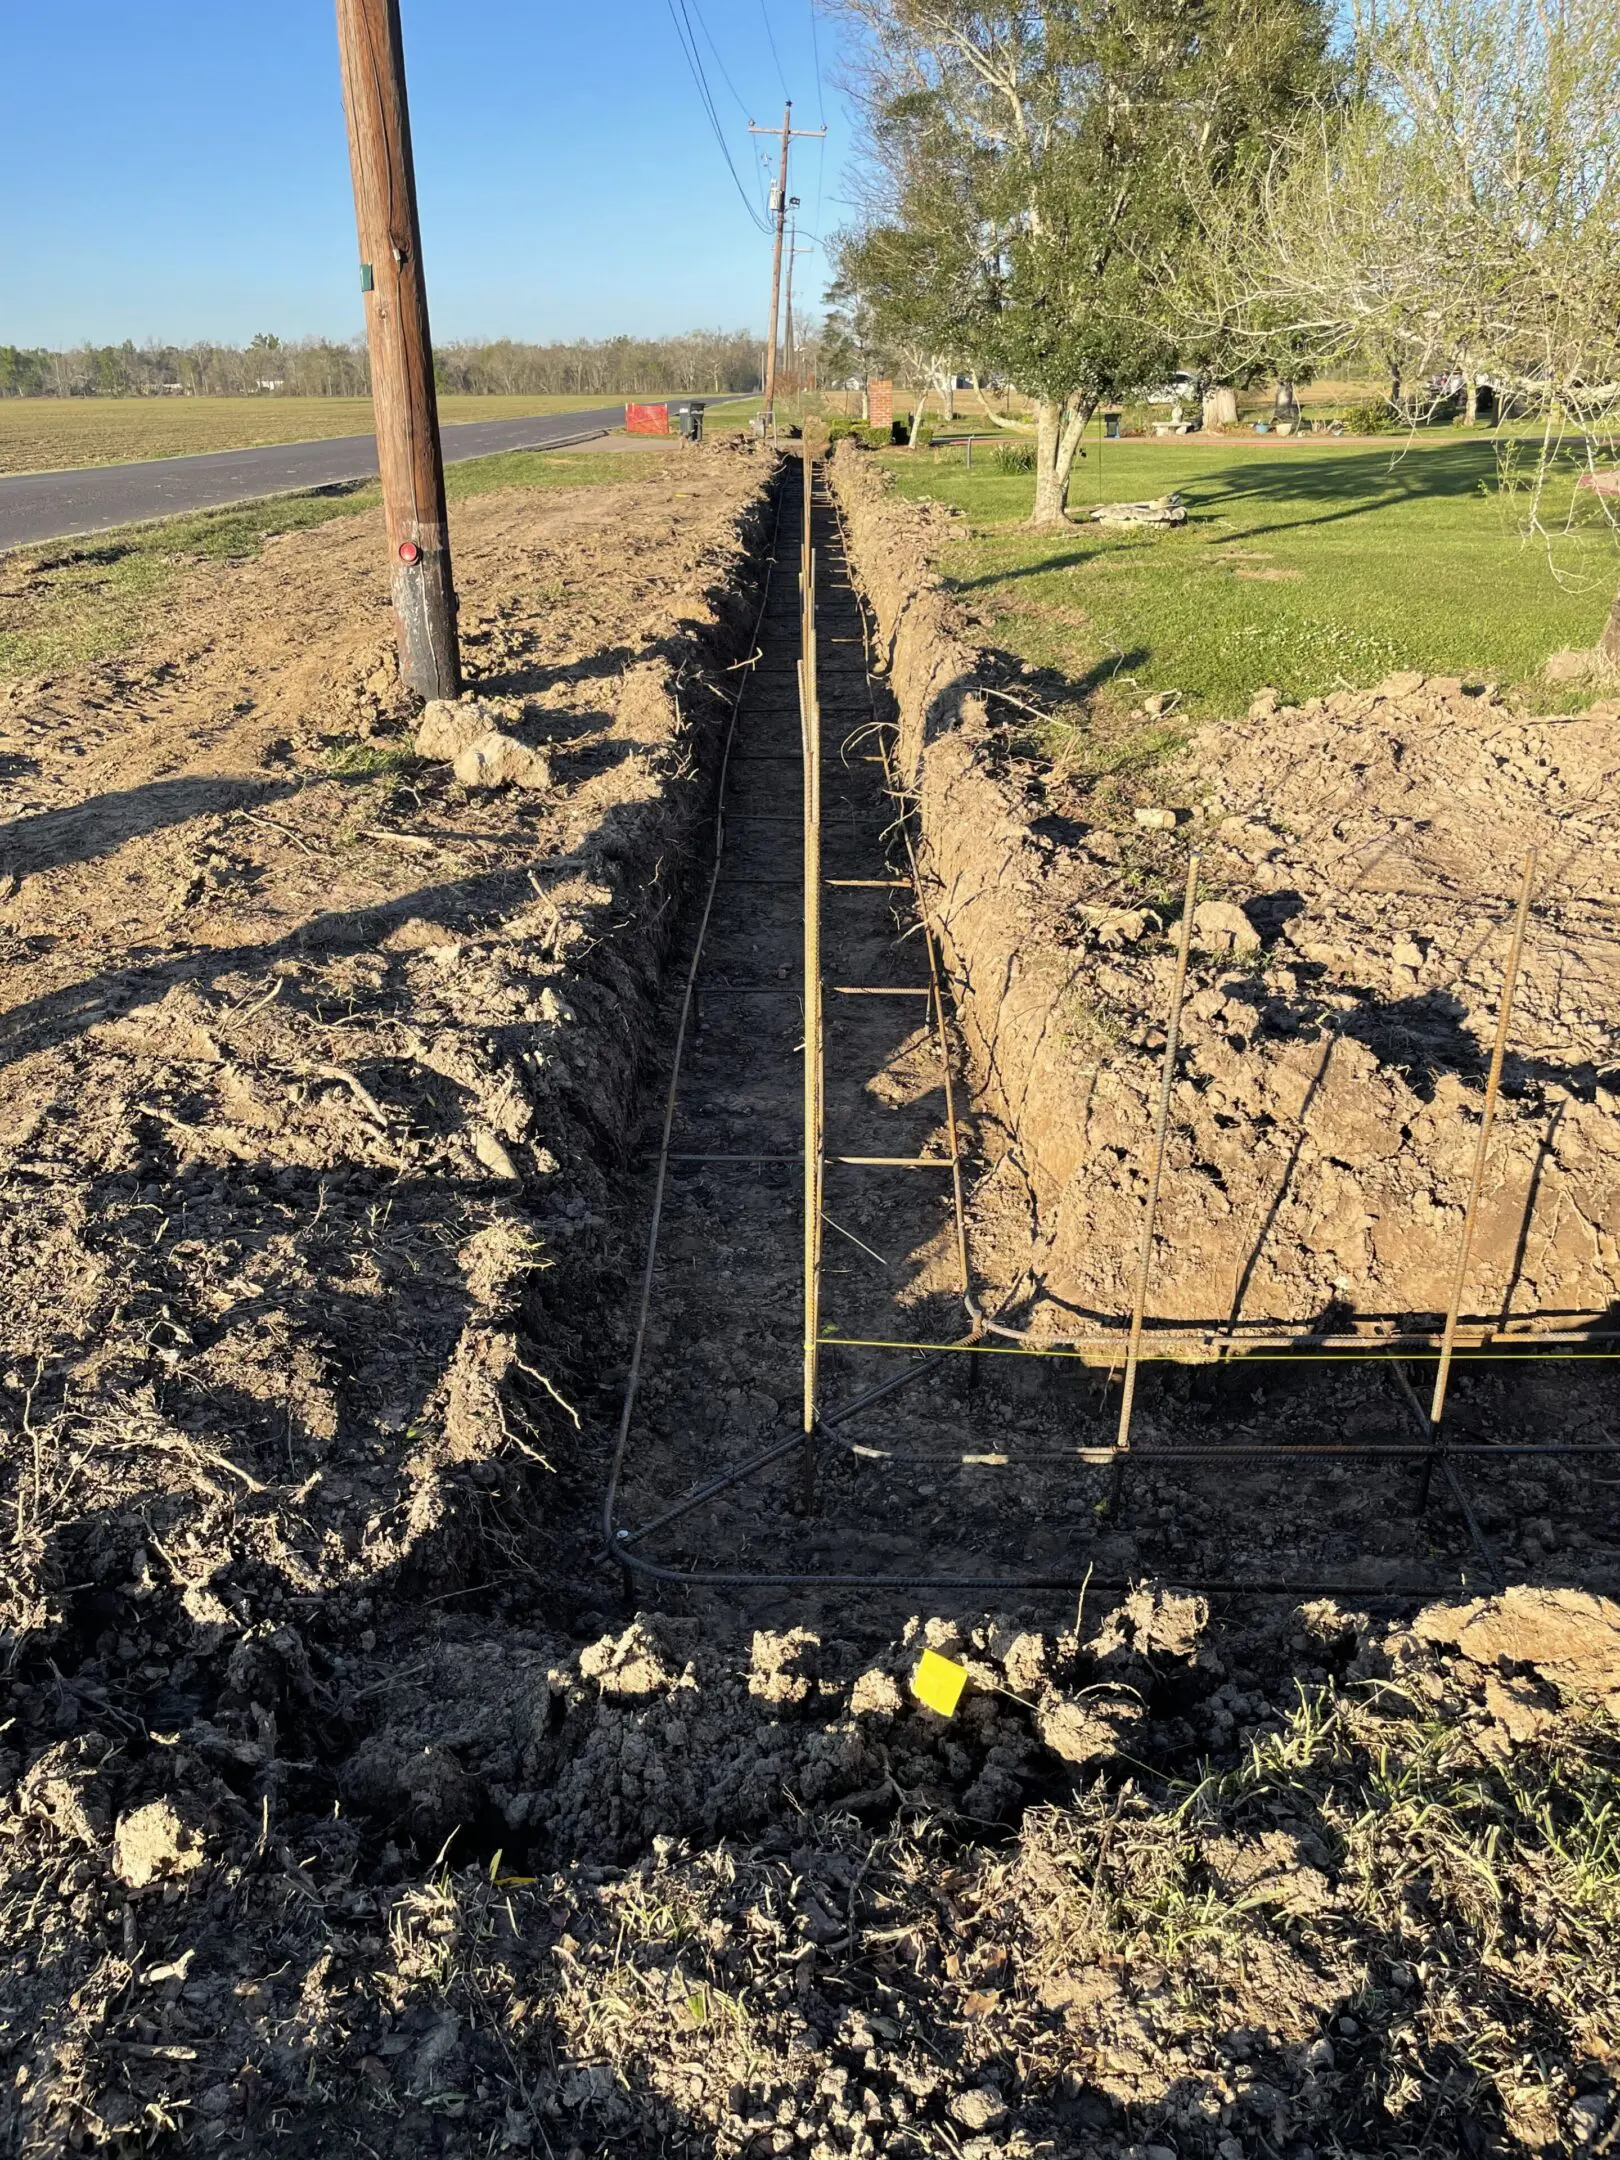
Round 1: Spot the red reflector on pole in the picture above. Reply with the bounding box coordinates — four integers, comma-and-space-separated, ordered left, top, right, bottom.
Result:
397, 540, 420, 564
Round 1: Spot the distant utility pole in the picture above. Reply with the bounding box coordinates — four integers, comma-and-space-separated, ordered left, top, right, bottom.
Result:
750, 102, 825, 426
335, 0, 459, 701
784, 217, 798, 395
783, 222, 813, 397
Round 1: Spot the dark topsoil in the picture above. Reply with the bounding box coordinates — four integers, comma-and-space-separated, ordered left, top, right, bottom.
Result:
0, 451, 1616, 2160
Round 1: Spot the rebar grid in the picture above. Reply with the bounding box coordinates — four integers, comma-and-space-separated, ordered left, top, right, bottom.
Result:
602, 457, 1618, 1601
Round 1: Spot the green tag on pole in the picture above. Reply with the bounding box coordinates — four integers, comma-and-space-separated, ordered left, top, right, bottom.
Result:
360, 263, 375, 293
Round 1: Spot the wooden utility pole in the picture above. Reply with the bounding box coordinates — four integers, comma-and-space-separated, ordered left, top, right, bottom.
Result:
750, 103, 825, 428
783, 224, 813, 397
335, 0, 460, 701
783, 216, 797, 396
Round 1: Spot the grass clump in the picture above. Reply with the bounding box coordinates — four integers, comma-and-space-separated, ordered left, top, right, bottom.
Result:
324, 737, 418, 782
1030, 700, 1186, 788
1013, 1676, 1620, 2151
1056, 985, 1128, 1058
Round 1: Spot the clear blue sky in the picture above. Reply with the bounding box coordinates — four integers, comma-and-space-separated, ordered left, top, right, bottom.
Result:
0, 1, 855, 348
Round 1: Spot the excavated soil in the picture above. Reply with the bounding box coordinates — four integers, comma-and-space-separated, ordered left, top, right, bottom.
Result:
829, 444, 1620, 1336
1, 447, 1617, 2160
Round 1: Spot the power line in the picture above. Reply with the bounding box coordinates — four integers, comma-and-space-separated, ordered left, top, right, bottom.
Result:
806, 0, 828, 280
758, 0, 789, 98
687, 0, 752, 118
666, 0, 771, 232
807, 0, 826, 125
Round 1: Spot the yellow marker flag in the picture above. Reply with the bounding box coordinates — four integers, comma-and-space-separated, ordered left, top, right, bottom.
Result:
911, 1648, 968, 1718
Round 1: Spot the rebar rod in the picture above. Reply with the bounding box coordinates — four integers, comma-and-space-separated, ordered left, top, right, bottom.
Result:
1110, 852, 1201, 1512
801, 492, 825, 1493
1421, 849, 1537, 1506
1385, 1353, 1509, 1587
815, 1326, 1618, 1357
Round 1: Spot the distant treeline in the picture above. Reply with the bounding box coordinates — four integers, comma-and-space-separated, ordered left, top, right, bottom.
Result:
0, 329, 765, 399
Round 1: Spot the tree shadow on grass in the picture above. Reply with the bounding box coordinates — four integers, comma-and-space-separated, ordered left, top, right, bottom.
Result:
948, 544, 1111, 591
1177, 439, 1504, 542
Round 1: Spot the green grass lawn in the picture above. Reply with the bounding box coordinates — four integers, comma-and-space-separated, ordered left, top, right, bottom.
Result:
879, 433, 1619, 720
0, 445, 683, 683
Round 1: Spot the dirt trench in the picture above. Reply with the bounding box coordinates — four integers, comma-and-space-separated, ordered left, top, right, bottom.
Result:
606, 462, 1500, 1600
1, 449, 1618, 2159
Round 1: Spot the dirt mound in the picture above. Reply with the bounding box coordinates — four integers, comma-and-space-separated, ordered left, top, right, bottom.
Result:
0, 447, 769, 1637
0, 444, 775, 2146
830, 443, 1620, 1336
338, 1599, 1193, 1867
11, 1572, 1617, 2158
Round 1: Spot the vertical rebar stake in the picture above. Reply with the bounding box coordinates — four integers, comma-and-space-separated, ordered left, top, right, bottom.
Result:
1420, 848, 1537, 1508
1109, 851, 1200, 1515
801, 466, 824, 1508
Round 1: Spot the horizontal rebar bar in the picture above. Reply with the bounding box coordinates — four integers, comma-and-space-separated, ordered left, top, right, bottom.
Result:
831, 1436, 1620, 1462
832, 1154, 958, 1168
614, 1544, 1471, 1598
818, 1329, 1620, 1358
665, 1152, 799, 1164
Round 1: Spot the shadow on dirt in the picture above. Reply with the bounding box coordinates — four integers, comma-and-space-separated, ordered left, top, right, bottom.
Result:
0, 774, 295, 878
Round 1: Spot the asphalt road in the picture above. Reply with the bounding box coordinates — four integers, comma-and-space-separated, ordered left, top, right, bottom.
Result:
0, 404, 630, 554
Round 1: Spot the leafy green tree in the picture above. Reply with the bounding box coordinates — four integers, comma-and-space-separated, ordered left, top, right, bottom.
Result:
1193, 0, 1620, 663
830, 0, 1334, 522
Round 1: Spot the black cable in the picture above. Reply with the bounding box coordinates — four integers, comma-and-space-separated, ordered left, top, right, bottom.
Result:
807, 0, 828, 284
666, 0, 772, 232
692, 0, 773, 227
759, 0, 790, 97
688, 0, 753, 117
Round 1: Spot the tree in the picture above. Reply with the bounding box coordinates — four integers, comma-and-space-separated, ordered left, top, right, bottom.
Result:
829, 0, 1334, 524
1190, 0, 1620, 663
829, 221, 966, 435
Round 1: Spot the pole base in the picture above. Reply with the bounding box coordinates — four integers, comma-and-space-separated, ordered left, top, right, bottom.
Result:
393, 550, 460, 702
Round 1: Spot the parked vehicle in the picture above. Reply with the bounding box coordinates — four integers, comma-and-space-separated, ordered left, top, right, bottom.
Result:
1146, 371, 1200, 406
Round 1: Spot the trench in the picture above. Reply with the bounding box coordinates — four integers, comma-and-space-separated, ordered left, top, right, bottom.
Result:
592, 465, 1390, 1599
600, 455, 1585, 1607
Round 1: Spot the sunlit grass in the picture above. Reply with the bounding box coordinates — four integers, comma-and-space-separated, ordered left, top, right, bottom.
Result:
879, 432, 1618, 718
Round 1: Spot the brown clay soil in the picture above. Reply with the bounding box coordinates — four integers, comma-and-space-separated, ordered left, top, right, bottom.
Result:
830, 445, 1620, 1338
1, 447, 1618, 2160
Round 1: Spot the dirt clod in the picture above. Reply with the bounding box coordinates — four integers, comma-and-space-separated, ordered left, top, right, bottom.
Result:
1192, 897, 1260, 954
1414, 1584, 1620, 1697
452, 727, 552, 790
415, 694, 506, 758
112, 1798, 206, 1889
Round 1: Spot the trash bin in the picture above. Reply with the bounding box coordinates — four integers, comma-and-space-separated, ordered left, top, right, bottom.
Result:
671, 400, 704, 442
1103, 410, 1122, 439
